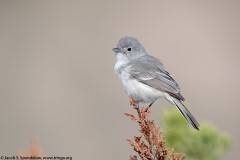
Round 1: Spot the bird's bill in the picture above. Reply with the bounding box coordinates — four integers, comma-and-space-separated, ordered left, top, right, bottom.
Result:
112, 47, 121, 53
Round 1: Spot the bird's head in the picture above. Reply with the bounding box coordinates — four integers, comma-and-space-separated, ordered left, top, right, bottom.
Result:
112, 36, 146, 61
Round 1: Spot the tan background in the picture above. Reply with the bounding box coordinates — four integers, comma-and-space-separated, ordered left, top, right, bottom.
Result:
0, 0, 239, 159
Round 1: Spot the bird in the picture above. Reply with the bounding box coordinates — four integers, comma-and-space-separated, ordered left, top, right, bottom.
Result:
112, 36, 200, 130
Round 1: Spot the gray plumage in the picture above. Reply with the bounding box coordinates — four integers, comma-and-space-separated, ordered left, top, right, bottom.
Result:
113, 36, 199, 130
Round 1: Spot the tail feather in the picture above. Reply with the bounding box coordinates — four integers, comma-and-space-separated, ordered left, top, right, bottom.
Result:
170, 97, 200, 130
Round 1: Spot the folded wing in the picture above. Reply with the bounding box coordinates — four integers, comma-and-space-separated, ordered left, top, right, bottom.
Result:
129, 55, 185, 101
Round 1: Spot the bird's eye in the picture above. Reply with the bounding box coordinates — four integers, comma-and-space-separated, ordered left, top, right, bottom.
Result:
127, 47, 132, 51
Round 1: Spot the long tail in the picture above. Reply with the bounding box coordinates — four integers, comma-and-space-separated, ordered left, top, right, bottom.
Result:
167, 96, 200, 130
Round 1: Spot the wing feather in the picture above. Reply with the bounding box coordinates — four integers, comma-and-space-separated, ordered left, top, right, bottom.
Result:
128, 55, 185, 101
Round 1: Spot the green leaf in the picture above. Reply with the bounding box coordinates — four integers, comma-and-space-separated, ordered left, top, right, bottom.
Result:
160, 108, 231, 160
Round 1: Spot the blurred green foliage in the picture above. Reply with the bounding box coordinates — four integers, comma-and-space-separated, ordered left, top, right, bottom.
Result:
160, 108, 231, 160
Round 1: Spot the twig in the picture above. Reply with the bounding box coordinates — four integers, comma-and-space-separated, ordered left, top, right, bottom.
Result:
125, 107, 184, 160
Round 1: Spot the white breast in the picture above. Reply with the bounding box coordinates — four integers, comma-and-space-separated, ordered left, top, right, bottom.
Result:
114, 54, 166, 103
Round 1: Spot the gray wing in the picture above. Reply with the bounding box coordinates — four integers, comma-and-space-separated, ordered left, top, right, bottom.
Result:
128, 55, 185, 101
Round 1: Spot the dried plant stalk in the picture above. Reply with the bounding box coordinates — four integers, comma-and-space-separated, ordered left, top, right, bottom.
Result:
17, 140, 43, 158
125, 107, 184, 160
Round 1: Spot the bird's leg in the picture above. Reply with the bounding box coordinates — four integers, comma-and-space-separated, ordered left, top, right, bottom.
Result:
145, 100, 156, 112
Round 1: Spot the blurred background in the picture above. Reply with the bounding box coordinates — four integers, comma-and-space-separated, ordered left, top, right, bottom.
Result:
0, 0, 239, 159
